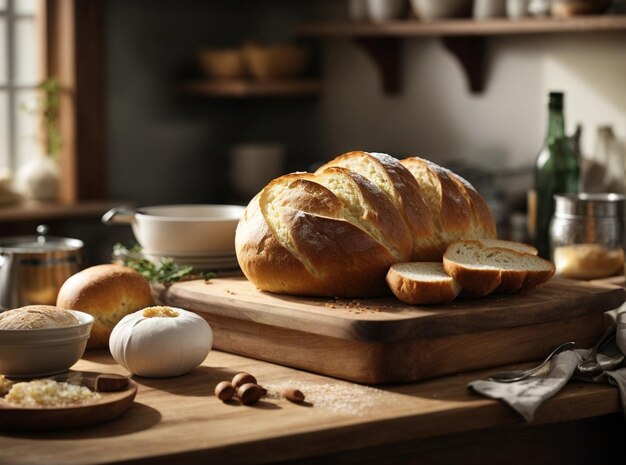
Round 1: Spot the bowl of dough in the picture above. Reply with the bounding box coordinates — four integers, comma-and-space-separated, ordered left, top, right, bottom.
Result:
0, 305, 94, 378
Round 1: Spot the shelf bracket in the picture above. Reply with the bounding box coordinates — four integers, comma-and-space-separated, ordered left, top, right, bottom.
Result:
441, 36, 486, 94
355, 37, 403, 95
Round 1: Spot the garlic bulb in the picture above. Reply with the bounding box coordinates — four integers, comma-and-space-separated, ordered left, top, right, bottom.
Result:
109, 306, 213, 378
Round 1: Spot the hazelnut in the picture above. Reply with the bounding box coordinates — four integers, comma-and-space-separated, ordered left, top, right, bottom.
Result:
232, 372, 257, 388
237, 383, 265, 405
214, 381, 236, 401
281, 387, 305, 403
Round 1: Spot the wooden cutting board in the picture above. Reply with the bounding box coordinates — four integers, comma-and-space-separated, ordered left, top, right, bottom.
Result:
154, 277, 625, 384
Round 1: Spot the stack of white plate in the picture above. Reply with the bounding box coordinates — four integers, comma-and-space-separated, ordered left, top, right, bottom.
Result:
142, 249, 240, 271
103, 204, 246, 272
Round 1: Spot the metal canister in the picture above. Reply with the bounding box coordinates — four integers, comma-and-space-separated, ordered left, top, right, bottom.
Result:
0, 226, 83, 309
550, 193, 625, 280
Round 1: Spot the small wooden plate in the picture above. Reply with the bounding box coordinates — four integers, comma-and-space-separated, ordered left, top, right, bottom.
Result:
0, 371, 138, 431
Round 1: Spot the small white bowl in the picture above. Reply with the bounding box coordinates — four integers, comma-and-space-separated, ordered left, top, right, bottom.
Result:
0, 310, 94, 378
365, 0, 408, 22
102, 204, 245, 256
410, 0, 473, 20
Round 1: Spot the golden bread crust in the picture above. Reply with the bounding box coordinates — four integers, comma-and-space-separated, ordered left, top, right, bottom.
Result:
236, 178, 398, 297
56, 264, 154, 348
447, 172, 497, 239
401, 157, 473, 256
317, 151, 438, 260
236, 152, 500, 298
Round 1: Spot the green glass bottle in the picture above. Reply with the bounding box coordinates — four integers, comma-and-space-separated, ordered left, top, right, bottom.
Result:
534, 91, 580, 259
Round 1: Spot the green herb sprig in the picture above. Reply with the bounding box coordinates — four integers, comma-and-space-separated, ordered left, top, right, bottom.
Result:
20, 77, 63, 158
113, 243, 215, 284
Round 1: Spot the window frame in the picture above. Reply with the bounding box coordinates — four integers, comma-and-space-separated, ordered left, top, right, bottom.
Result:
43, 0, 107, 202
0, 0, 41, 173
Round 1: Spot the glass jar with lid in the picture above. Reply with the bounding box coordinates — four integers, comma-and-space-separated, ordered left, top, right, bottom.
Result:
550, 193, 625, 280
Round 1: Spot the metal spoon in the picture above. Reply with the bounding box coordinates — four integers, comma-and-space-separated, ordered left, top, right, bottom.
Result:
577, 326, 618, 375
487, 341, 576, 383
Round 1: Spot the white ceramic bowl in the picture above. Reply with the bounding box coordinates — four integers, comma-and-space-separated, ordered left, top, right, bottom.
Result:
0, 310, 94, 378
410, 0, 473, 20
366, 0, 408, 22
102, 204, 245, 256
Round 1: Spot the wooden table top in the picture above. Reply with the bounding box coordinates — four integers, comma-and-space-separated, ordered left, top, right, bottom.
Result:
0, 350, 620, 465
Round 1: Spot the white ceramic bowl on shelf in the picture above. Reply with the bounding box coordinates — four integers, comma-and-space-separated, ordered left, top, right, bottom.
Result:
366, 0, 408, 22
102, 204, 245, 256
410, 0, 473, 20
0, 310, 94, 378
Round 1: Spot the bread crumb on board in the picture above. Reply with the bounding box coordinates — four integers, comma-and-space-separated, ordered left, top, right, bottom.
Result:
263, 380, 394, 416
324, 298, 395, 314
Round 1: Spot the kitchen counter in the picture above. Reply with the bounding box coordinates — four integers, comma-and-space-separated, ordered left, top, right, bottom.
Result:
1, 350, 624, 465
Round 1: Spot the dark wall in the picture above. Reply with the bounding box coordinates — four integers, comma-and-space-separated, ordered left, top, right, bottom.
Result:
106, 0, 323, 207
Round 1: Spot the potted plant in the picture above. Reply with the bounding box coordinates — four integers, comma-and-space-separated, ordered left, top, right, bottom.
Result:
14, 77, 62, 201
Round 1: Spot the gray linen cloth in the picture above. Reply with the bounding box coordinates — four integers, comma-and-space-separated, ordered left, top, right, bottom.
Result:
468, 308, 626, 422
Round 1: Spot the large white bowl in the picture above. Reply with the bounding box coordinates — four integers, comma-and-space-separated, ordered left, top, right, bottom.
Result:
102, 204, 245, 256
0, 310, 94, 378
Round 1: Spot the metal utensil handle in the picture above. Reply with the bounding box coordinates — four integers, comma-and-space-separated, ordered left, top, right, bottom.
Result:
102, 207, 137, 225
577, 325, 616, 374
525, 341, 576, 375
487, 341, 576, 383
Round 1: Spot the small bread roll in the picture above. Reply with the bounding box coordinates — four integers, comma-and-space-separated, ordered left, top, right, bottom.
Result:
56, 264, 154, 349
0, 305, 79, 330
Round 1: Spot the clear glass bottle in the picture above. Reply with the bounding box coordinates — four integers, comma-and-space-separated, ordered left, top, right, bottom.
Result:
534, 91, 580, 258
550, 193, 625, 280
596, 125, 626, 194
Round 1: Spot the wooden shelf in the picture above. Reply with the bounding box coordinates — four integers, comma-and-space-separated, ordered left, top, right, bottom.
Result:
297, 16, 626, 94
0, 200, 120, 223
177, 79, 321, 98
298, 15, 626, 37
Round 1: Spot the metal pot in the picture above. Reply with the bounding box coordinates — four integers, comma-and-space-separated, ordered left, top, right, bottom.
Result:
0, 226, 83, 309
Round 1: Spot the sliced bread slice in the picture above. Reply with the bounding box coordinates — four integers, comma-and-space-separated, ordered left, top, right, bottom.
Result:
386, 262, 462, 305
475, 239, 538, 256
443, 240, 555, 296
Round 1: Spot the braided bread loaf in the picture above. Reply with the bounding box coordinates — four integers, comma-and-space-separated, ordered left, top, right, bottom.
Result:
235, 151, 496, 297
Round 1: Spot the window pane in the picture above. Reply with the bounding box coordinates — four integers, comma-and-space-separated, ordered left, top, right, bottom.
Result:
14, 18, 40, 85
14, 89, 41, 168
0, 91, 9, 172
14, 0, 37, 15
0, 18, 7, 85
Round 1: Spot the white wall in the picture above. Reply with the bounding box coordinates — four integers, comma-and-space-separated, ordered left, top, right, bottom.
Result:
320, 31, 626, 174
